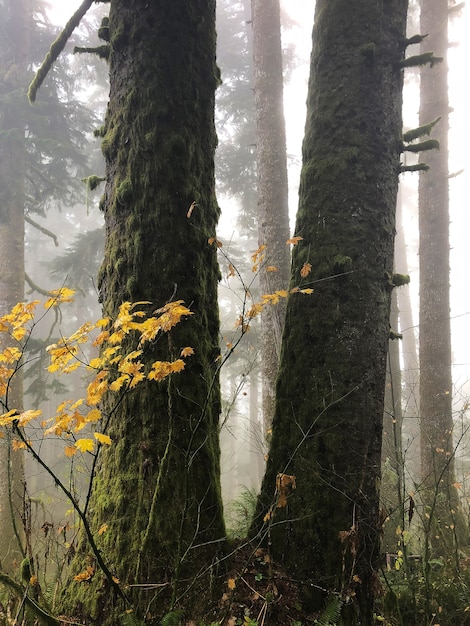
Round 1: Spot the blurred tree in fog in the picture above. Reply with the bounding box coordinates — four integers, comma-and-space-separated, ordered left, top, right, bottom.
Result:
0, 0, 101, 573
418, 0, 468, 558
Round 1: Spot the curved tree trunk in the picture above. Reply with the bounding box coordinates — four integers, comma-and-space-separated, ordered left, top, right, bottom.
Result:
252, 1, 408, 622
63, 3, 226, 623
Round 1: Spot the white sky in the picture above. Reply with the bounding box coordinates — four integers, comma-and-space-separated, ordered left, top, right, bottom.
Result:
47, 1, 470, 400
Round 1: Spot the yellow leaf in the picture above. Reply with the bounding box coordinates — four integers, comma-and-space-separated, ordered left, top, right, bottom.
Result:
300, 262, 312, 278
75, 438, 95, 453
94, 432, 112, 445
112, 576, 120, 584
266, 265, 278, 272
227, 263, 236, 278
0, 410, 19, 426
29, 575, 38, 586
286, 236, 303, 245
74, 566, 94, 582
276, 473, 296, 508
300, 288, 314, 294
227, 578, 236, 590
180, 346, 194, 357
44, 287, 75, 309
98, 523, 108, 535
12, 439, 27, 450
170, 359, 185, 374
109, 375, 129, 392
208, 237, 223, 247
17, 409, 42, 426
64, 445, 77, 457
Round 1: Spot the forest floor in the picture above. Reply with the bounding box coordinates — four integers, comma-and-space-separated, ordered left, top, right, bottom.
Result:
213, 541, 313, 626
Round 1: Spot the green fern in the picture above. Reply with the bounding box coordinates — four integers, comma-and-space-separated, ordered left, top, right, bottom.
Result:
161, 610, 184, 626
315, 593, 343, 626
226, 487, 258, 538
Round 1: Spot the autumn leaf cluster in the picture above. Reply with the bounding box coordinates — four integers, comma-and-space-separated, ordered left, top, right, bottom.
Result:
0, 289, 193, 456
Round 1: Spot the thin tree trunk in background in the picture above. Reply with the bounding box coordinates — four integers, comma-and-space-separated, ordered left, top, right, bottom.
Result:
0, 0, 29, 574
394, 193, 421, 483
381, 291, 404, 554
252, 0, 290, 435
418, 0, 467, 553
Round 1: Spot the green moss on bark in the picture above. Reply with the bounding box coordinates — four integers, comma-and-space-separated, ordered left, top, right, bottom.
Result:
252, 1, 408, 624
61, 2, 225, 624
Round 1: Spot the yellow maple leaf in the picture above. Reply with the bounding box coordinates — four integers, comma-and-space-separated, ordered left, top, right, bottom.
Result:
12, 439, 27, 451
286, 236, 303, 245
227, 578, 236, 590
180, 346, 194, 357
208, 237, 223, 247
74, 566, 94, 582
44, 287, 75, 309
170, 359, 185, 374
94, 432, 112, 446
98, 523, 108, 535
64, 445, 77, 457
109, 374, 129, 392
17, 409, 42, 426
0, 410, 19, 426
75, 438, 95, 453
300, 262, 312, 278
266, 265, 278, 272
300, 288, 314, 295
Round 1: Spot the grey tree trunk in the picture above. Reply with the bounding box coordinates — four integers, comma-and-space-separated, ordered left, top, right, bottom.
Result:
252, 0, 291, 435
252, 1, 409, 623
0, 0, 28, 575
418, 0, 467, 555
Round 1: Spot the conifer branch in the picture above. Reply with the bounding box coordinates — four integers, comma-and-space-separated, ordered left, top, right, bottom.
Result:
24, 215, 59, 246
28, 0, 95, 103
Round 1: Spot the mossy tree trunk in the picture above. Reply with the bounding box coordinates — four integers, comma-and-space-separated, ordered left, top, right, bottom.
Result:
64, 2, 225, 623
252, 1, 408, 623
252, 0, 291, 435
418, 0, 467, 557
0, 0, 29, 575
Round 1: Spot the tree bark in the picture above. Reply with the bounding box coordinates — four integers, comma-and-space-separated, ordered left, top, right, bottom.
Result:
0, 0, 29, 574
252, 0, 291, 435
63, 2, 226, 623
252, 1, 408, 622
418, 0, 467, 555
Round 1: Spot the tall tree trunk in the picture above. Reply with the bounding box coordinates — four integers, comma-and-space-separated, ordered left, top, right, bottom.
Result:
418, 0, 467, 555
63, 3, 226, 623
0, 0, 29, 574
394, 191, 420, 483
252, 1, 408, 622
252, 0, 291, 435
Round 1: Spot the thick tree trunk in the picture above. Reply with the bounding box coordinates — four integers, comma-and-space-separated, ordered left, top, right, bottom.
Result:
252, 1, 408, 623
0, 0, 29, 575
252, 0, 291, 435
64, 3, 225, 623
418, 0, 467, 555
